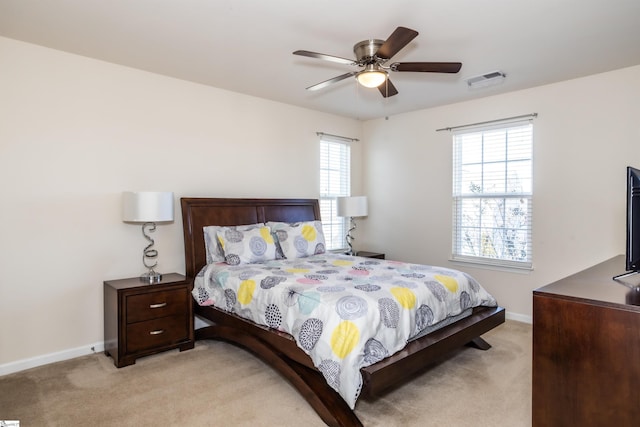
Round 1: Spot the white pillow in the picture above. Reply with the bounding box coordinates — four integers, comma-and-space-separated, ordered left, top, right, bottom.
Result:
267, 221, 326, 259
203, 223, 262, 264
216, 225, 278, 265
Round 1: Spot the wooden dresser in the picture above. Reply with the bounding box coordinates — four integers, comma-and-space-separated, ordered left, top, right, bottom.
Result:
533, 255, 640, 426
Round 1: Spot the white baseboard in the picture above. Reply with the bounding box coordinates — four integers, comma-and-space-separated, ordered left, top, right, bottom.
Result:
0, 341, 105, 377
505, 311, 532, 324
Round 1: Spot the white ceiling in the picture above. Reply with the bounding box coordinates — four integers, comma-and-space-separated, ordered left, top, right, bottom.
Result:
1, 0, 639, 121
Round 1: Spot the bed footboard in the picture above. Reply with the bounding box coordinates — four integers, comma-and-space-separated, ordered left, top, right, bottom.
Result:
359, 305, 505, 398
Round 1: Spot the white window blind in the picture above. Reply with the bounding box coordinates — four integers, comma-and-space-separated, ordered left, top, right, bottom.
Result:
320, 138, 350, 250
452, 121, 533, 269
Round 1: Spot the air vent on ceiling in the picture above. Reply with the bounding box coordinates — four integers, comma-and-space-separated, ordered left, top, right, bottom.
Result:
466, 71, 506, 88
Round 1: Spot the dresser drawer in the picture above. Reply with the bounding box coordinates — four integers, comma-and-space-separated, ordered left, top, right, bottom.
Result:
126, 288, 188, 323
126, 314, 189, 353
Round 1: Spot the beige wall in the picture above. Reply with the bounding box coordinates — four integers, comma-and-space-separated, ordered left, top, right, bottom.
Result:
0, 37, 362, 370
2, 33, 639, 372
360, 65, 640, 319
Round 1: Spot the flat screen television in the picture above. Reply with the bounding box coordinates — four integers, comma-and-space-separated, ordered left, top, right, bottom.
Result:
614, 166, 640, 282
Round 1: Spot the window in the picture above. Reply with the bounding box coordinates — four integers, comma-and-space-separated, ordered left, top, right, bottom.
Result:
320, 137, 350, 250
452, 121, 533, 269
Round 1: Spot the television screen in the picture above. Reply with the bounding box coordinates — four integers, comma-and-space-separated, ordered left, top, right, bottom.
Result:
626, 166, 640, 272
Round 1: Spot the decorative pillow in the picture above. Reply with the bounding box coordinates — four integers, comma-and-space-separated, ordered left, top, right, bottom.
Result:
216, 225, 278, 265
267, 221, 326, 259
203, 223, 263, 264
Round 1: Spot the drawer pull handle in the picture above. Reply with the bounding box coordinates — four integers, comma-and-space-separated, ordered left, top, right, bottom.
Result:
149, 302, 167, 309
149, 329, 165, 335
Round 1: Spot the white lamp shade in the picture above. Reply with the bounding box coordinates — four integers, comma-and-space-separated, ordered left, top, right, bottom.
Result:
122, 191, 174, 223
337, 196, 368, 218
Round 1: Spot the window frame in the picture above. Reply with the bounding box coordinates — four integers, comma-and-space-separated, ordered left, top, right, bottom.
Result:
451, 120, 533, 270
319, 137, 351, 251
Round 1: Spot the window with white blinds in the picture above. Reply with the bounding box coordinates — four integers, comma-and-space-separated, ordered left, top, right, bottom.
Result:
452, 121, 533, 269
320, 138, 350, 250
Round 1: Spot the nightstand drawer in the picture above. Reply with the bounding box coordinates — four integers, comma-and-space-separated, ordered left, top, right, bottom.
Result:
126, 288, 188, 323
126, 314, 189, 353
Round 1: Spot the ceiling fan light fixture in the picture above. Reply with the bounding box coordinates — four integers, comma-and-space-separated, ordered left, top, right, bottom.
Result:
356, 65, 387, 88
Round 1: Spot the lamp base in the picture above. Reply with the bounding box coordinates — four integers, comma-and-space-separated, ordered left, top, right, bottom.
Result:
140, 270, 162, 284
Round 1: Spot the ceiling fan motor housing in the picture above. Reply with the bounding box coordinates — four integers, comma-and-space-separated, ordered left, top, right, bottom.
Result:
353, 39, 385, 64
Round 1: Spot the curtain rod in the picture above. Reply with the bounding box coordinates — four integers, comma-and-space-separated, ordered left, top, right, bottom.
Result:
435, 113, 538, 132
316, 132, 359, 142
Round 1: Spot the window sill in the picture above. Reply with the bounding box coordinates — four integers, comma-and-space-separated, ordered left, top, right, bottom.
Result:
449, 256, 533, 274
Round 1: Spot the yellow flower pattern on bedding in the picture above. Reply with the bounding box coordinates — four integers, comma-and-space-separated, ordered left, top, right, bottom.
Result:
331, 320, 360, 358
435, 274, 459, 293
301, 223, 317, 241
238, 279, 256, 305
390, 287, 417, 309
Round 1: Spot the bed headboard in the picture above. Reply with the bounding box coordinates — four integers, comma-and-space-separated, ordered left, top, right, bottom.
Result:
180, 197, 321, 278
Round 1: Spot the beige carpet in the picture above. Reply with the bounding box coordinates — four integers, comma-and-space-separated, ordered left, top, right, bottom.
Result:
0, 320, 531, 426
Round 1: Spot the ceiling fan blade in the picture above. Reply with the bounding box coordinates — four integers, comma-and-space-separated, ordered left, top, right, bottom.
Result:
376, 27, 419, 59
391, 62, 462, 73
306, 72, 357, 91
378, 79, 399, 98
293, 50, 356, 66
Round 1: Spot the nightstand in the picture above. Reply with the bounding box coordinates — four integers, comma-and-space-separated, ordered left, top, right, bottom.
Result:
354, 251, 385, 259
104, 273, 194, 368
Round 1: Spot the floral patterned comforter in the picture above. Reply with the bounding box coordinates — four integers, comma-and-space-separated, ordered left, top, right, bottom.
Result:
192, 253, 498, 409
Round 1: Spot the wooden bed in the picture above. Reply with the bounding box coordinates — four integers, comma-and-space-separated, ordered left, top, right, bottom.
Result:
181, 197, 505, 427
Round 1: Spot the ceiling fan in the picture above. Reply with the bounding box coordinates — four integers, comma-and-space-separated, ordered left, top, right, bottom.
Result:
293, 26, 462, 98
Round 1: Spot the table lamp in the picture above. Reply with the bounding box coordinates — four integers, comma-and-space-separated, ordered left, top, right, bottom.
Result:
336, 196, 368, 255
122, 191, 174, 283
